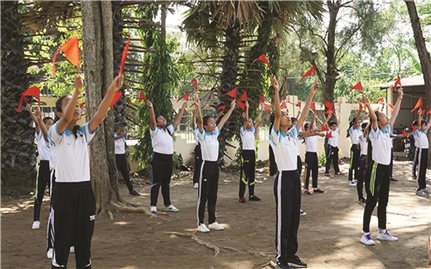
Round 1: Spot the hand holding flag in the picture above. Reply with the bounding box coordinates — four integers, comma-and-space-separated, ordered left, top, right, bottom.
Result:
297, 65, 316, 83
411, 97, 422, 112
17, 86, 41, 112
119, 39, 130, 76
52, 36, 81, 76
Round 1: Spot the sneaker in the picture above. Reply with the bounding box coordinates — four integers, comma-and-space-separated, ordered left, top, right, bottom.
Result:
349, 180, 357, 187
360, 232, 375, 246
287, 255, 307, 268
423, 188, 430, 194
416, 189, 428, 197
313, 188, 324, 193
324, 172, 330, 176
300, 209, 307, 216
377, 230, 398, 241
193, 183, 199, 189
150, 206, 157, 213
47, 248, 53, 259
276, 262, 291, 269
239, 196, 246, 203
197, 223, 210, 233
165, 205, 179, 212
129, 190, 140, 196
389, 177, 398, 182
70, 246, 74, 253
208, 222, 224, 231
32, 221, 40, 230
249, 195, 261, 201
335, 172, 343, 176
304, 189, 312, 195
412, 175, 417, 180
358, 197, 367, 204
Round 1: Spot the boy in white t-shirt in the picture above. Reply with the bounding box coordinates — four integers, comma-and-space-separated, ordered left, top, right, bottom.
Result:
414, 108, 430, 197
324, 111, 342, 176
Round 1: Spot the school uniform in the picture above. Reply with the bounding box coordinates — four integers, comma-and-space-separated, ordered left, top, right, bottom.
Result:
269, 125, 301, 266
363, 124, 392, 233
150, 124, 175, 207
411, 132, 419, 178
357, 134, 368, 200
47, 145, 56, 252
239, 126, 256, 199
196, 127, 221, 225
303, 136, 319, 189
193, 128, 202, 185
34, 130, 51, 222
48, 122, 97, 268
414, 128, 429, 191
325, 128, 340, 174
114, 133, 135, 193
348, 127, 362, 182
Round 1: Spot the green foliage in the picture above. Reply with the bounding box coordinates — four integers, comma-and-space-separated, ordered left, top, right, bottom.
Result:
318, 151, 326, 167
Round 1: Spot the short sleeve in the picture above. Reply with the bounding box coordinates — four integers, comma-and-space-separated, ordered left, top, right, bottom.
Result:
240, 126, 245, 136
369, 127, 379, 140
269, 127, 279, 146
288, 124, 299, 138
37, 130, 43, 141
48, 122, 62, 145
150, 127, 158, 137
167, 124, 175, 135
82, 122, 97, 144
196, 128, 204, 142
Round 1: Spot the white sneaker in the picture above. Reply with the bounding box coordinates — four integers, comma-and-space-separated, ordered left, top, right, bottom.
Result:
208, 222, 224, 231
197, 223, 210, 233
300, 209, 307, 216
150, 206, 157, 213
165, 205, 179, 212
416, 189, 428, 197
32, 221, 40, 230
377, 230, 398, 241
47, 248, 53, 259
193, 183, 199, 189
360, 232, 375, 246
423, 189, 430, 194
70, 246, 74, 253
349, 181, 357, 187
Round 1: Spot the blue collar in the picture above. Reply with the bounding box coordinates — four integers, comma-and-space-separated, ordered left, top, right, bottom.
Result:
63, 128, 73, 136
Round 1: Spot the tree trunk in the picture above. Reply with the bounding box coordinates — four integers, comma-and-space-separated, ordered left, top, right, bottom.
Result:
1, 1, 36, 195
405, 0, 431, 168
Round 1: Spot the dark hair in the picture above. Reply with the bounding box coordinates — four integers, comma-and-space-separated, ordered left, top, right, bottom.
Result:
329, 121, 337, 127
375, 111, 381, 122
304, 122, 310, 130
361, 122, 368, 130
346, 118, 357, 137
269, 113, 275, 134
290, 117, 298, 123
420, 120, 427, 127
203, 115, 213, 126
54, 95, 68, 123
412, 120, 418, 126
43, 117, 54, 124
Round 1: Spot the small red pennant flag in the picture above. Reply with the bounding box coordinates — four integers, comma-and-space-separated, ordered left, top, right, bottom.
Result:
323, 100, 334, 110
325, 109, 333, 115
138, 91, 147, 102
327, 131, 333, 138
119, 39, 130, 76
296, 101, 302, 108
177, 92, 190, 102
238, 91, 247, 102
351, 81, 363, 91
17, 86, 41, 112
310, 102, 316, 112
236, 100, 246, 111
377, 97, 385, 104
191, 79, 198, 92
411, 97, 423, 112
280, 101, 287, 110
218, 104, 226, 111
393, 76, 401, 91
258, 93, 265, 104
79, 102, 85, 110
52, 36, 81, 75
111, 91, 123, 108
420, 109, 426, 115
225, 88, 237, 99
402, 130, 408, 137
252, 54, 270, 67
412, 125, 417, 132
321, 125, 329, 132
299, 65, 316, 82
428, 109, 431, 115
359, 103, 363, 112
387, 103, 394, 109
264, 103, 271, 114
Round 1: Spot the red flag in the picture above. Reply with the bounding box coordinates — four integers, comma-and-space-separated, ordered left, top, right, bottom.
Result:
280, 101, 287, 109
420, 109, 426, 115
225, 88, 237, 99
258, 93, 265, 104
177, 92, 190, 102
325, 109, 333, 115
264, 103, 271, 114
402, 130, 408, 137
111, 91, 123, 108
253, 54, 270, 66
321, 125, 329, 132
238, 91, 247, 102
359, 103, 363, 112
411, 97, 423, 112
310, 102, 316, 112
79, 102, 85, 110
236, 100, 246, 111
387, 103, 394, 109
52, 36, 81, 75
191, 79, 198, 92
138, 91, 147, 102
324, 100, 334, 110
428, 109, 431, 115
326, 130, 333, 138
377, 97, 385, 104
412, 125, 418, 132
119, 39, 130, 76
299, 65, 316, 82
351, 81, 363, 91
296, 101, 302, 108
218, 104, 226, 111
393, 76, 401, 91
17, 86, 41, 112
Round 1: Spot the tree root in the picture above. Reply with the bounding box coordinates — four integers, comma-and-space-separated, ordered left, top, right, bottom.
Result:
109, 201, 171, 221
164, 232, 220, 256
258, 261, 277, 269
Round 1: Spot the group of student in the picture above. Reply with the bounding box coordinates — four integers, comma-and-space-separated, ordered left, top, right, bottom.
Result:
28, 72, 429, 269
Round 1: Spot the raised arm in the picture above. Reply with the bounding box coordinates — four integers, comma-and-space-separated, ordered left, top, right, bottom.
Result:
58, 75, 82, 134
27, 103, 40, 133
89, 75, 123, 132
35, 107, 49, 141
310, 111, 316, 130
215, 110, 224, 123
195, 99, 203, 132
191, 109, 197, 130
297, 82, 318, 128
363, 97, 377, 130
271, 75, 281, 131
145, 100, 157, 130
418, 108, 424, 126
255, 105, 263, 129
389, 88, 403, 125
173, 101, 188, 129
218, 100, 235, 130
243, 101, 250, 128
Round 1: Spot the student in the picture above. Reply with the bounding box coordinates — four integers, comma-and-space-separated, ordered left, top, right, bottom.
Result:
414, 108, 430, 197
324, 111, 342, 176
357, 121, 370, 204
194, 98, 235, 233
239, 101, 262, 203
28, 104, 54, 230
270, 76, 317, 269
268, 113, 278, 176
114, 124, 139, 196
347, 111, 362, 186
49, 74, 123, 268
410, 120, 419, 179
303, 112, 325, 195
145, 100, 187, 213
360, 90, 403, 246
191, 109, 201, 189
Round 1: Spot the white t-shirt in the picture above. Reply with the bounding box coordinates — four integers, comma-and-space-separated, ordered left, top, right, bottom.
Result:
269, 125, 299, 171
114, 133, 126, 154
48, 122, 96, 183
196, 127, 220, 162
348, 127, 362, 145
150, 124, 175, 155
304, 136, 318, 153
240, 126, 256, 151
37, 130, 51, 161
193, 128, 200, 145
414, 128, 429, 149
359, 134, 368, 155
327, 128, 339, 147
369, 124, 392, 165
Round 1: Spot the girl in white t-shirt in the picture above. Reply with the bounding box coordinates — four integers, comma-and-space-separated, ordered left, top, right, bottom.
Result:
357, 121, 370, 204
324, 111, 342, 176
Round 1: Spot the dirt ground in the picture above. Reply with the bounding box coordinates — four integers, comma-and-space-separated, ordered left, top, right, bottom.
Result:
1, 161, 430, 269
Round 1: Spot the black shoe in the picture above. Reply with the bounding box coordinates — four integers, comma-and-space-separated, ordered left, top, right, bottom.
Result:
129, 190, 140, 196
287, 256, 307, 268
358, 197, 366, 203
389, 178, 398, 182
249, 195, 261, 201
412, 175, 417, 180
277, 262, 291, 269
